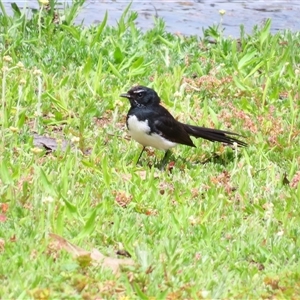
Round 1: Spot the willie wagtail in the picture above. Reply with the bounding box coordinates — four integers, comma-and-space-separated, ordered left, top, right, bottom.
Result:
120, 86, 247, 165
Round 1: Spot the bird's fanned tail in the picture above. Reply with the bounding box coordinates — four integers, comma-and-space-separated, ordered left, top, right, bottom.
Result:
181, 123, 247, 147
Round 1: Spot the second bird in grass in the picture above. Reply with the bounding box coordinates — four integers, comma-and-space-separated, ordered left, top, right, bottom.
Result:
120, 86, 247, 165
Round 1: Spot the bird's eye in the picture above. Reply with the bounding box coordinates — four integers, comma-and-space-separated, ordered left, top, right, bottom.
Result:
137, 92, 143, 98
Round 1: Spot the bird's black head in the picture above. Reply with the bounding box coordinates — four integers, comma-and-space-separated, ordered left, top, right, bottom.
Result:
120, 86, 161, 108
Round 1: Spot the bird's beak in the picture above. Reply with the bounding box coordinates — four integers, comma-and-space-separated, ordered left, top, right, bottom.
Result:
120, 93, 131, 99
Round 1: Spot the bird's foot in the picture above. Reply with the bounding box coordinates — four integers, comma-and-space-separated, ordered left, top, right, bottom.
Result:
158, 150, 172, 171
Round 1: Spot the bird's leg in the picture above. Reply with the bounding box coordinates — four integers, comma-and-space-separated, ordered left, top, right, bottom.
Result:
159, 150, 171, 170
136, 146, 146, 165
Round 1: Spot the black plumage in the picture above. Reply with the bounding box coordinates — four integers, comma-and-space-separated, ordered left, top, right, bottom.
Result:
120, 86, 247, 164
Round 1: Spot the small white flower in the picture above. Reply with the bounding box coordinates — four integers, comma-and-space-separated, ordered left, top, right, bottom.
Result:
2, 66, 9, 72
9, 126, 19, 133
189, 215, 197, 225
33, 68, 42, 76
277, 230, 284, 237
31, 147, 43, 154
39, 0, 49, 5
174, 91, 181, 97
3, 55, 12, 63
19, 79, 26, 85
42, 196, 54, 203
17, 62, 24, 69
71, 136, 80, 143
34, 111, 42, 117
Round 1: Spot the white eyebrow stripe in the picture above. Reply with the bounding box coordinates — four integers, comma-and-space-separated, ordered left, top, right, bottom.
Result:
133, 89, 145, 94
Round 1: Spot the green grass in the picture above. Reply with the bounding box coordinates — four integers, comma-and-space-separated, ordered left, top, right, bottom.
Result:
1, 1, 300, 299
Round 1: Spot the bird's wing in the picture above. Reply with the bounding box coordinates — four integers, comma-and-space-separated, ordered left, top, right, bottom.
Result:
153, 114, 196, 147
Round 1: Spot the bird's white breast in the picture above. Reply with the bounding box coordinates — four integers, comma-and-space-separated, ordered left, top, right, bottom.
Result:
127, 115, 177, 150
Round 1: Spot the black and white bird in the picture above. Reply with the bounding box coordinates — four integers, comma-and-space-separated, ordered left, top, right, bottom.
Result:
120, 86, 247, 165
